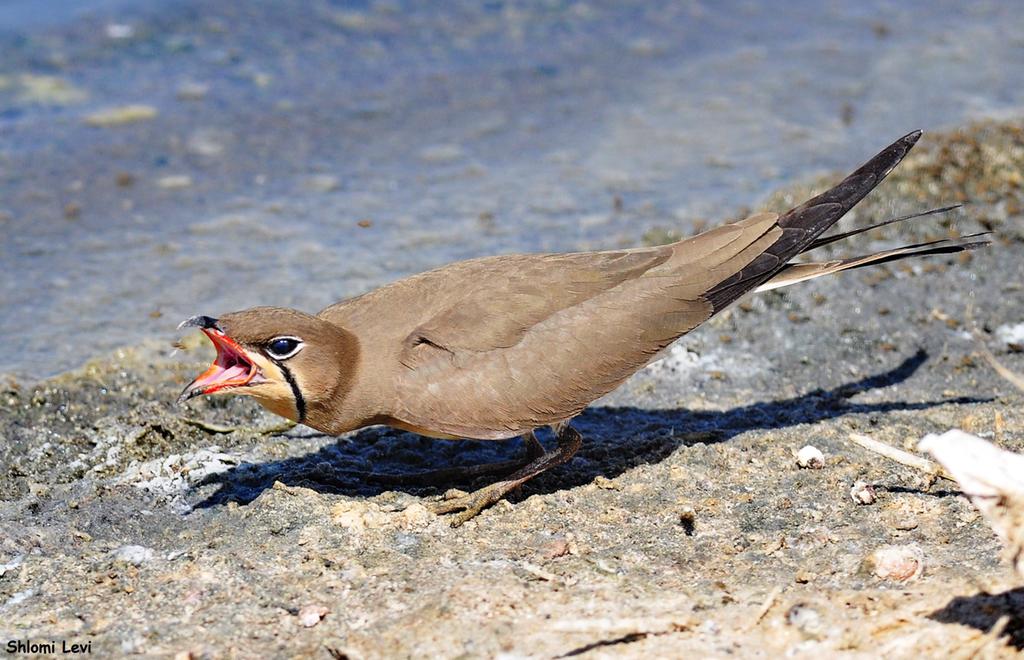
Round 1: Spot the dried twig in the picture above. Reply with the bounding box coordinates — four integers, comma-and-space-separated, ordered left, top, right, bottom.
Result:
848, 433, 954, 481
180, 417, 297, 435
975, 338, 1024, 393
750, 585, 782, 628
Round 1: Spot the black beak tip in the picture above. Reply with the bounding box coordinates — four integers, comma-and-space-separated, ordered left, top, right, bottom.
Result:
176, 386, 200, 405
178, 315, 221, 331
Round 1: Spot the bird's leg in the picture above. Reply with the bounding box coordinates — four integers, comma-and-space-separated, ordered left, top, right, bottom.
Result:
431, 421, 583, 527
367, 430, 546, 487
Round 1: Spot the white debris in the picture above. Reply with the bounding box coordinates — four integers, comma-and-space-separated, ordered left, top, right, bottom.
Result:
119, 448, 240, 505
2, 588, 36, 609
796, 445, 825, 469
157, 175, 193, 189
112, 545, 155, 565
919, 429, 1024, 577
644, 344, 764, 381
105, 23, 135, 40
995, 322, 1024, 349
0, 555, 24, 577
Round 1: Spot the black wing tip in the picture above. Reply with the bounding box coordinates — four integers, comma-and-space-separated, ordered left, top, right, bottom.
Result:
872, 129, 923, 179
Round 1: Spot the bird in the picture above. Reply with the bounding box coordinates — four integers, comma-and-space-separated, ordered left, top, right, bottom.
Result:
178, 130, 989, 525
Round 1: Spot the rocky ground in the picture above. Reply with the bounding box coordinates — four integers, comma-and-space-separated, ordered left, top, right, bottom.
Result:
2, 122, 1024, 658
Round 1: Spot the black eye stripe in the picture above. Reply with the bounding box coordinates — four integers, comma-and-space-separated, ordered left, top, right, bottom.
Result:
279, 364, 306, 424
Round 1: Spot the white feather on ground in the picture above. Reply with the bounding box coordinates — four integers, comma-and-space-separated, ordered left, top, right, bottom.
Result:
919, 429, 1024, 579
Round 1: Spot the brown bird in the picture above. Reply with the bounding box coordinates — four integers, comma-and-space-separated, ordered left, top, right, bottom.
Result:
178, 131, 988, 525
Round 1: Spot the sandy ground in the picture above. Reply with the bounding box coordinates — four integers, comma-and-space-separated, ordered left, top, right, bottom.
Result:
2, 122, 1023, 657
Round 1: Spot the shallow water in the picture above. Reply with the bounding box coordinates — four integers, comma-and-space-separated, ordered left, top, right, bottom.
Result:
1, 0, 1022, 379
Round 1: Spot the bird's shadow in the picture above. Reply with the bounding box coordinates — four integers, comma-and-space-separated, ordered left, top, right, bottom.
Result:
930, 588, 1024, 650
192, 349, 981, 508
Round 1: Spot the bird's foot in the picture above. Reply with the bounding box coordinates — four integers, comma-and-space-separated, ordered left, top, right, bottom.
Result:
429, 422, 582, 527
429, 481, 521, 527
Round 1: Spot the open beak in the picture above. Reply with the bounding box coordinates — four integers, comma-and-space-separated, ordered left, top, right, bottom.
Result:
177, 316, 261, 404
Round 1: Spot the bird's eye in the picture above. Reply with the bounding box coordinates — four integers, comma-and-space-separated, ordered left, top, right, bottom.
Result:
266, 336, 303, 359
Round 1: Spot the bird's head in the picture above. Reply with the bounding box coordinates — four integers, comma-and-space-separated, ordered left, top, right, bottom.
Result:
176, 307, 358, 424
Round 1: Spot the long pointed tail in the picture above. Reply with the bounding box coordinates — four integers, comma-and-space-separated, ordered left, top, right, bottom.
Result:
705, 130, 923, 311
755, 232, 991, 292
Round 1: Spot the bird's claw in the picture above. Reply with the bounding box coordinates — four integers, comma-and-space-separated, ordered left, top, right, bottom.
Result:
429, 482, 515, 527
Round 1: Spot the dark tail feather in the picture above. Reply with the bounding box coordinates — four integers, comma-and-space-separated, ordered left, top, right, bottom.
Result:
705, 130, 922, 311
804, 204, 961, 252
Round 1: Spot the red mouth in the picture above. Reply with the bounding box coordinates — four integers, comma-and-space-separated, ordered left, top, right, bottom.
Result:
178, 328, 260, 403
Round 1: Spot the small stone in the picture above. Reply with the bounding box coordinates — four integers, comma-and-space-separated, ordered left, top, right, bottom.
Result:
399, 502, 432, 528
297, 604, 328, 627
850, 480, 876, 505
63, 202, 81, 219
536, 537, 571, 561
116, 172, 136, 187
865, 544, 924, 582
785, 603, 825, 639
796, 445, 825, 469
84, 104, 157, 127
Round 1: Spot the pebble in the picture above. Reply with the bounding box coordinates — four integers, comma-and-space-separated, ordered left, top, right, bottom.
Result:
297, 604, 328, 628
850, 480, 876, 505
796, 445, 825, 469
865, 544, 924, 582
785, 603, 826, 639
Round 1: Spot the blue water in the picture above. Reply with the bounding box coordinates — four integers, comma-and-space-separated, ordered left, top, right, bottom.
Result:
1, 0, 1022, 378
